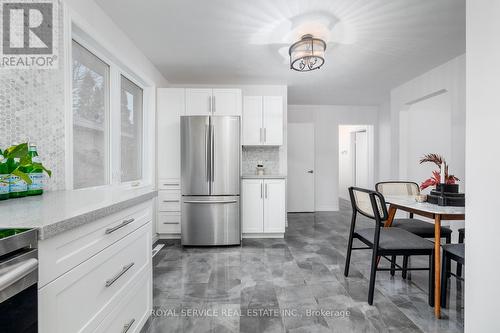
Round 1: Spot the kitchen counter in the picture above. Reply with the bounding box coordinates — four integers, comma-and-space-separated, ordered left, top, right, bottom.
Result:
0, 187, 157, 240
241, 174, 287, 179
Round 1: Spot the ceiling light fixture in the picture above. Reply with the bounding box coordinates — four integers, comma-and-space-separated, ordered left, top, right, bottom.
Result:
289, 34, 326, 72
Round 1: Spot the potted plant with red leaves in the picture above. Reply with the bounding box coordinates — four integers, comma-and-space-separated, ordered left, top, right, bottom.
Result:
419, 154, 460, 193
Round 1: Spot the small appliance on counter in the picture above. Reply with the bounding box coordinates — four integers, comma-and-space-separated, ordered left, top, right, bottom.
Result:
256, 161, 265, 176
181, 116, 241, 246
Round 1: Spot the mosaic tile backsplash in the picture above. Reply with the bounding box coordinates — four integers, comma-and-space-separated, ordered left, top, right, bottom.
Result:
242, 146, 280, 175
0, 5, 65, 191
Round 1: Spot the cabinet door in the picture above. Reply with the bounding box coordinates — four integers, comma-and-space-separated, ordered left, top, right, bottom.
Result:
241, 179, 264, 233
185, 88, 212, 115
263, 179, 286, 233
242, 96, 263, 145
213, 89, 242, 116
157, 88, 184, 181
262, 96, 283, 145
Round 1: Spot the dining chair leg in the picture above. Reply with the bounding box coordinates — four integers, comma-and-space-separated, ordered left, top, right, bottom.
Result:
402, 256, 409, 279
344, 235, 354, 277
457, 231, 464, 278
390, 255, 396, 276
440, 251, 448, 308
429, 254, 435, 307
368, 249, 378, 305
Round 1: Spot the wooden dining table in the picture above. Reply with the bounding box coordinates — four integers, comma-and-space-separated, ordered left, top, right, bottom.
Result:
383, 195, 465, 319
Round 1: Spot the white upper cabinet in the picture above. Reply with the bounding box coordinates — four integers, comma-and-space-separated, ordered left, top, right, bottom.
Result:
212, 89, 242, 116
157, 88, 185, 181
185, 88, 241, 116
242, 95, 283, 146
242, 96, 263, 145
185, 89, 212, 116
262, 96, 283, 145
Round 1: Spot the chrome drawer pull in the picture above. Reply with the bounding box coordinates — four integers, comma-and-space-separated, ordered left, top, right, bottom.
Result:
184, 200, 237, 204
122, 318, 135, 333
105, 262, 134, 287
162, 183, 179, 186
105, 218, 135, 234
162, 200, 180, 203
163, 222, 179, 225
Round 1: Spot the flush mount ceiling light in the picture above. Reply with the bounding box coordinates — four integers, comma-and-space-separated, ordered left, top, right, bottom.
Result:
289, 34, 326, 72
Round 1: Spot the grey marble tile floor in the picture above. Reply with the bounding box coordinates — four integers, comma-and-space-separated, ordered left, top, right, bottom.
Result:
141, 200, 464, 333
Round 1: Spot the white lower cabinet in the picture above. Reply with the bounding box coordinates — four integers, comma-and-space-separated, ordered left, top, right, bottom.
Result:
38, 202, 153, 333
242, 179, 286, 236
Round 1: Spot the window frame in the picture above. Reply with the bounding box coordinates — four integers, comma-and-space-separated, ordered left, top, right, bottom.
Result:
66, 21, 153, 191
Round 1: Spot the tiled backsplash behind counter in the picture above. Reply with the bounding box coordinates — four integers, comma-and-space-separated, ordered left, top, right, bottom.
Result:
242, 146, 280, 175
0, 6, 65, 191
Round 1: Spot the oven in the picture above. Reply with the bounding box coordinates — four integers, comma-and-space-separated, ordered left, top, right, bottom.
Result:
0, 229, 38, 333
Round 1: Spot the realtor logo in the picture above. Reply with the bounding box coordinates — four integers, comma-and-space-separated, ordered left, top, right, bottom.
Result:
0, 0, 58, 68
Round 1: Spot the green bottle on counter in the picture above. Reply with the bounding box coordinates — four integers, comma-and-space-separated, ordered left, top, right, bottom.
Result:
27, 143, 43, 196
8, 157, 27, 198
0, 149, 9, 200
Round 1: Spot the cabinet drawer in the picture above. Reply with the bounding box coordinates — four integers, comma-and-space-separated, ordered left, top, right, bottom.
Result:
158, 179, 180, 190
157, 213, 181, 234
39, 222, 152, 333
158, 190, 181, 212
94, 267, 151, 333
39, 201, 153, 287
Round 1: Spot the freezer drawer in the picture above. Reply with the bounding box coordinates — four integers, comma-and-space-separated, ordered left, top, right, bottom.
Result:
181, 196, 240, 246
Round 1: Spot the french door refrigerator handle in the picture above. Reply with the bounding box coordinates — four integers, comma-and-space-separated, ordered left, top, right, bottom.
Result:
260, 183, 263, 198
211, 124, 215, 187
206, 124, 211, 187
265, 183, 268, 198
208, 96, 212, 113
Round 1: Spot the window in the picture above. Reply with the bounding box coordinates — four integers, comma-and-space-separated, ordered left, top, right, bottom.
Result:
72, 40, 109, 189
120, 76, 143, 182
70, 34, 149, 190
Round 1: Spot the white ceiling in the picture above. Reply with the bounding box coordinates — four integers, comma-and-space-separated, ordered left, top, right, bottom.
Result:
95, 0, 465, 105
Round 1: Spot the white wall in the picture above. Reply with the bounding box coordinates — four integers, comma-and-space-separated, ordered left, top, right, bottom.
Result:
64, 0, 168, 88
288, 105, 378, 211
378, 98, 392, 182
466, 2, 500, 331
390, 55, 465, 185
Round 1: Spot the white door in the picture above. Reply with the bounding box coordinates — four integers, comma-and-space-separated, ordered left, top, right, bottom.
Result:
185, 88, 212, 115
242, 96, 263, 145
354, 131, 369, 188
262, 96, 283, 145
287, 123, 315, 212
263, 179, 286, 233
157, 88, 184, 181
241, 179, 264, 233
212, 89, 242, 116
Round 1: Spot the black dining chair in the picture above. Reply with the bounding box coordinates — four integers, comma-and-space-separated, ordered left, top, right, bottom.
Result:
440, 243, 465, 308
375, 181, 452, 278
456, 228, 465, 277
344, 187, 435, 306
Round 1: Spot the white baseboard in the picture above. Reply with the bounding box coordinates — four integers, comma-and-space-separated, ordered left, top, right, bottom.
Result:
315, 205, 339, 211
242, 233, 284, 239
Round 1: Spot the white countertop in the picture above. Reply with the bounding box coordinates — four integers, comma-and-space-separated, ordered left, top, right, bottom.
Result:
0, 187, 157, 240
241, 174, 287, 179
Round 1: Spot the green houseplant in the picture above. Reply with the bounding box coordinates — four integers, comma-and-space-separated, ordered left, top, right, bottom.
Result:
2, 143, 52, 198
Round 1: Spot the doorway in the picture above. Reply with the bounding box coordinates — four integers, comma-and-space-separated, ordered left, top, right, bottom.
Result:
339, 125, 374, 200
287, 122, 315, 212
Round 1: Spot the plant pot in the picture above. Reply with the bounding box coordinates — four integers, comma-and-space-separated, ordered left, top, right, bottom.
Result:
436, 183, 459, 193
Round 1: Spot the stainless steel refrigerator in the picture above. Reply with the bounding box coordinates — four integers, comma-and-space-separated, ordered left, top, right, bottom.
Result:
180, 115, 241, 246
